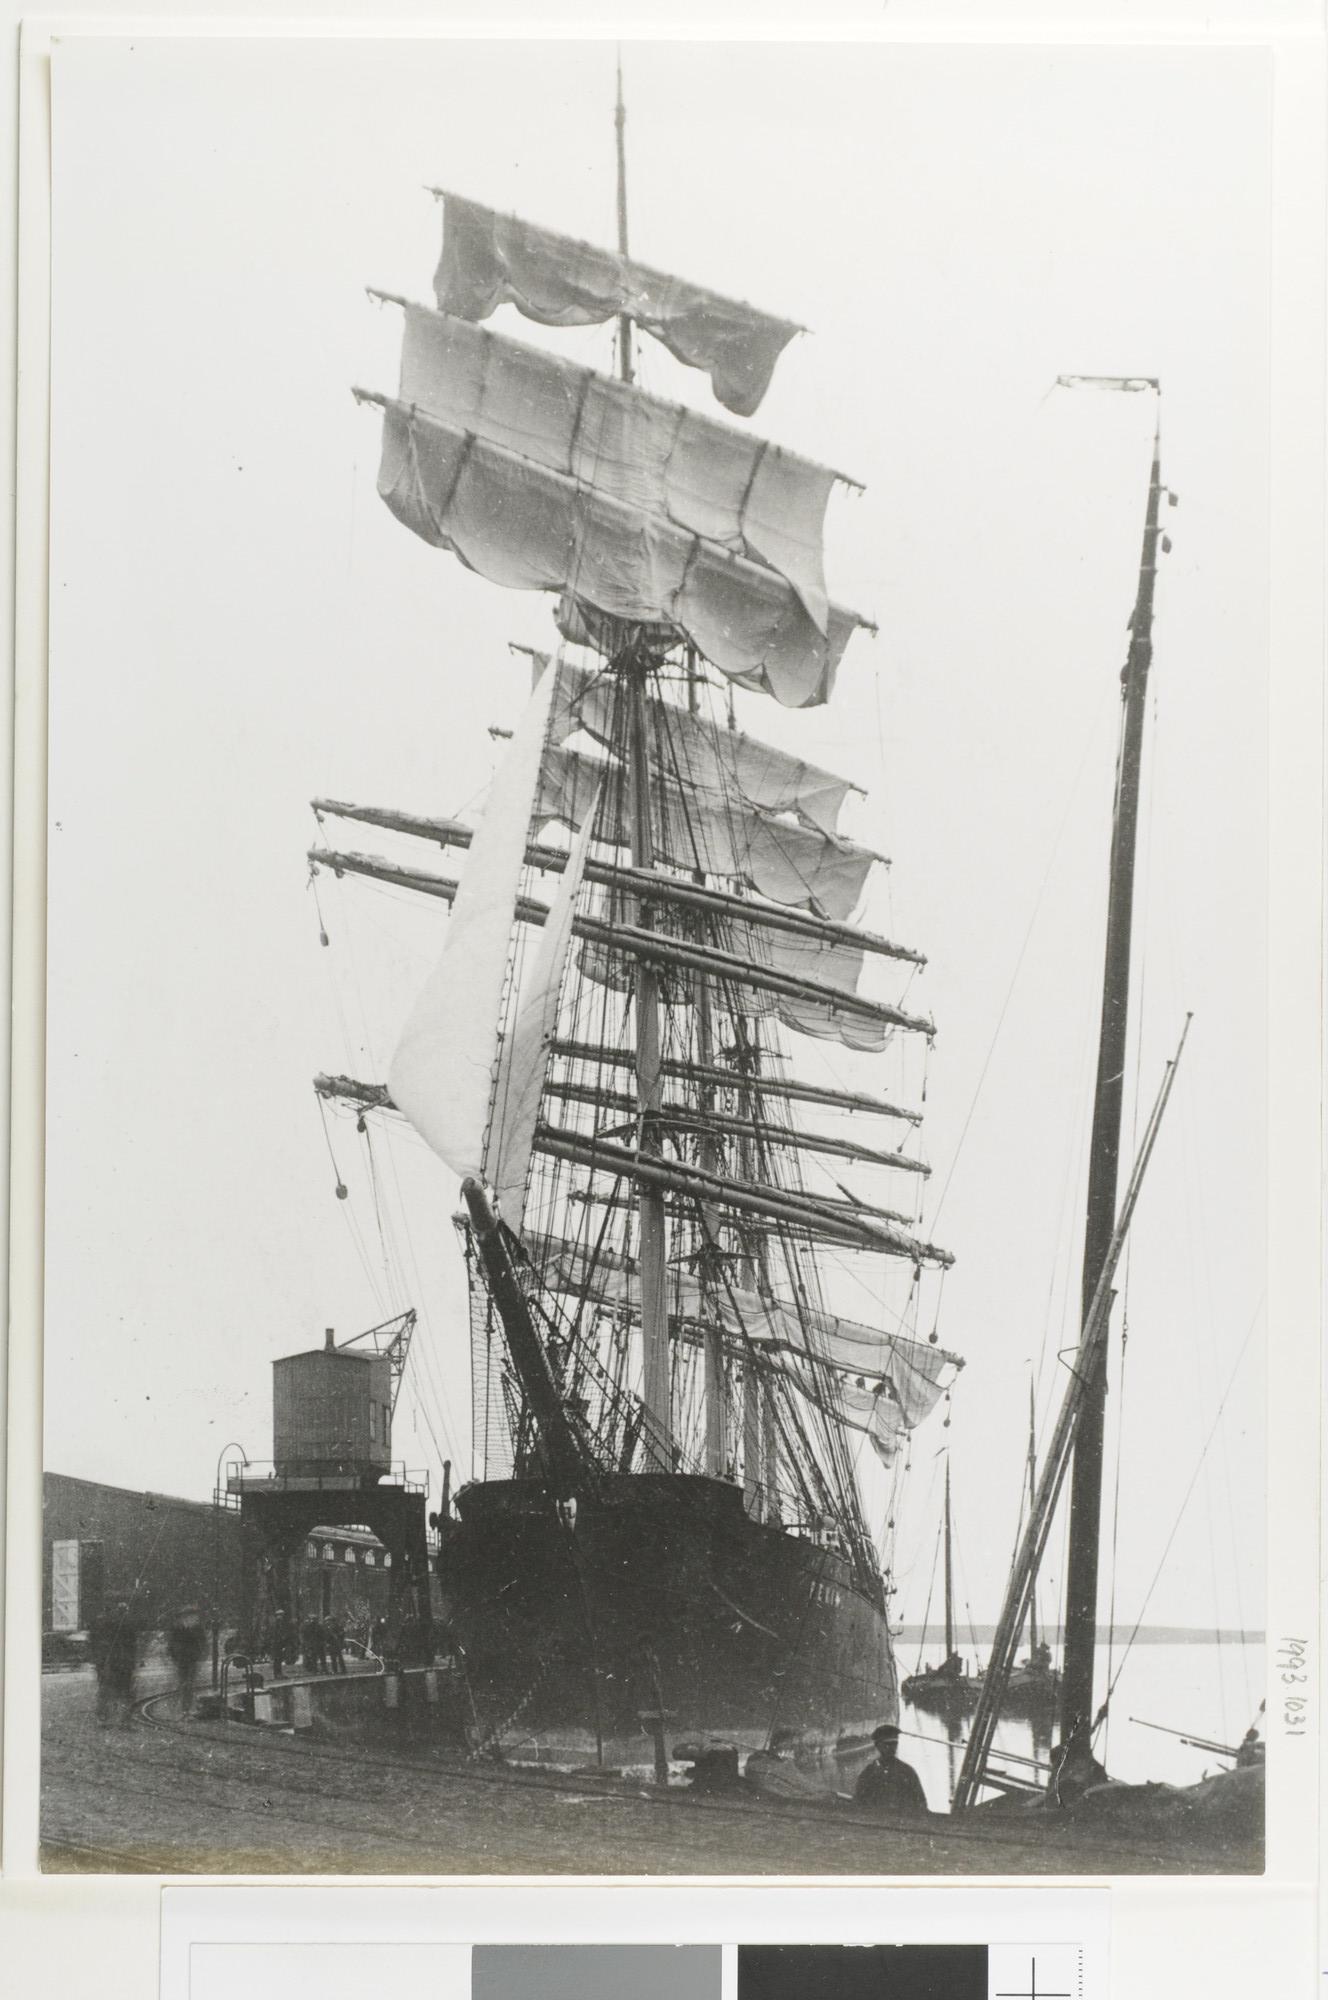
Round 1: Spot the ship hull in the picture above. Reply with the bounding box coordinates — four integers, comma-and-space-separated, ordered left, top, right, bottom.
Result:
439, 1472, 897, 1784
1000, 1664, 1061, 1719
901, 1665, 983, 1717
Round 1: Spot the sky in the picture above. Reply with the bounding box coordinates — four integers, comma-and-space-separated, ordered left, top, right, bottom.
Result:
43, 34, 1270, 1644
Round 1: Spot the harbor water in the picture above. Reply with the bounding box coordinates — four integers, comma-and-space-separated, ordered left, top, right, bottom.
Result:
900, 1639, 1265, 1811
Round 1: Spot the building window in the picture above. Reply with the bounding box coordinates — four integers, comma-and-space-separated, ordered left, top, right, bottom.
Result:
345, 1546, 356, 1563
306, 1541, 317, 1560
369, 1403, 377, 1442
383, 1552, 391, 1568
364, 1550, 375, 1567
323, 1544, 334, 1561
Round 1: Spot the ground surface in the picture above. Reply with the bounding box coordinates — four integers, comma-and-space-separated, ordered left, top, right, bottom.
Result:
40, 1667, 1261, 1876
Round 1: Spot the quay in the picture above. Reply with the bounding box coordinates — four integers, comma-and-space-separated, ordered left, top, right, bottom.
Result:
41, 1661, 1260, 1878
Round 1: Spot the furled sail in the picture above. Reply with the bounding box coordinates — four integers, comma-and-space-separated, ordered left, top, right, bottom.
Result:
543, 1080, 926, 1175
535, 1124, 951, 1264
532, 1230, 961, 1451
549, 1039, 924, 1124
315, 1072, 951, 1263
538, 743, 878, 921
431, 192, 799, 417
548, 656, 861, 834
307, 843, 929, 1052
308, 829, 922, 968
387, 665, 556, 1173
364, 394, 865, 709
484, 798, 599, 1231
791, 1370, 937, 1469
393, 306, 843, 629
333, 167, 958, 1567
573, 935, 911, 1054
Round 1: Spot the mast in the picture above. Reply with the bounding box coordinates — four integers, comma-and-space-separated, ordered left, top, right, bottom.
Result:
612, 60, 670, 1456
951, 1022, 1189, 1810
624, 641, 672, 1452
462, 1178, 586, 1494
1058, 399, 1164, 1757
614, 52, 633, 385
1027, 1379, 1039, 1657
729, 687, 770, 1521
356, 125, 961, 1545
687, 652, 729, 1478
943, 1459, 955, 1661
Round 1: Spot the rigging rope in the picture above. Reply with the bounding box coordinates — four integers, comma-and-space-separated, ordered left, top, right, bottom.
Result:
913, 1515, 943, 1674
930, 679, 1115, 1228
1102, 1310, 1129, 1760
1094, 1296, 1263, 1730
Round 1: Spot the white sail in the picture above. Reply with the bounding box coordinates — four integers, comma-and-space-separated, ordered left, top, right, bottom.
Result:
550, 657, 860, 835
346, 175, 958, 1548
772, 1348, 957, 1467
533, 1230, 960, 1450
539, 742, 877, 921
485, 795, 599, 1231
369, 396, 866, 709
397, 306, 840, 628
839, 1379, 924, 1468
387, 666, 556, 1175
573, 935, 896, 1055
431, 192, 798, 417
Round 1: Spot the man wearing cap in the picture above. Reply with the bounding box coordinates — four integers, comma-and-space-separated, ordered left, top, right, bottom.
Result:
853, 1722, 928, 1814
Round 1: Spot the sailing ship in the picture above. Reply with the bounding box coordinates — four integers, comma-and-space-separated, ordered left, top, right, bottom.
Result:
953, 388, 1260, 1854
951, 383, 1177, 1812
900, 1462, 981, 1717
310, 89, 962, 1781
1000, 1384, 1060, 1721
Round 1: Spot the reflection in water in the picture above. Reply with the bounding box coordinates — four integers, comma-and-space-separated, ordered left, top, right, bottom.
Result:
900, 1641, 1265, 1813
943, 1705, 961, 1802
1030, 1709, 1053, 1766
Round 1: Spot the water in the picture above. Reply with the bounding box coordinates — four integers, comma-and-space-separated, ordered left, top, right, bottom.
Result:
900, 1640, 1264, 1811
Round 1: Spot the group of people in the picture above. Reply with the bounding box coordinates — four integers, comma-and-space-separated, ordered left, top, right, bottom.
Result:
88, 1600, 210, 1724
89, 1597, 368, 1720
268, 1606, 348, 1679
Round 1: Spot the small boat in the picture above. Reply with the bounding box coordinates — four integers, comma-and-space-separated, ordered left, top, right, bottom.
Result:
1000, 1642, 1059, 1720
998, 1385, 1061, 1721
901, 1462, 981, 1716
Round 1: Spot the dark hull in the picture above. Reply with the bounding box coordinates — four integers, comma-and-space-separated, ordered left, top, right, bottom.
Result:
439, 1472, 897, 1783
901, 1665, 983, 1716
1001, 1665, 1061, 1719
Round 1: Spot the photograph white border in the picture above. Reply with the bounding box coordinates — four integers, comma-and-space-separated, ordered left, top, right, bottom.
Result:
2, 5, 1322, 1995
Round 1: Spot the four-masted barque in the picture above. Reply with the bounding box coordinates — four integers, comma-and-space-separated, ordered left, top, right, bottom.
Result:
310, 98, 961, 1779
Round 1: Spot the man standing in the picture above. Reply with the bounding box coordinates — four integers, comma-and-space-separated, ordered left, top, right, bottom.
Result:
271, 1604, 292, 1680
166, 1605, 207, 1716
324, 1612, 346, 1676
853, 1723, 928, 1814
91, 1600, 139, 1728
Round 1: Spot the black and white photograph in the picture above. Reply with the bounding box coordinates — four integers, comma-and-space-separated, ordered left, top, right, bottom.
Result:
33, 30, 1281, 1878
